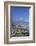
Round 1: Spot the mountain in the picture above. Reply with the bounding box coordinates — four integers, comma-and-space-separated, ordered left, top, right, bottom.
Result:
12, 21, 29, 30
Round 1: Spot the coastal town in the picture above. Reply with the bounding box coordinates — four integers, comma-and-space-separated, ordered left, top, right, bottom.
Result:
10, 23, 29, 37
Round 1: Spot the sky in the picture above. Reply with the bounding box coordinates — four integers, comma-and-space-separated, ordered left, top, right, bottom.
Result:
10, 6, 29, 22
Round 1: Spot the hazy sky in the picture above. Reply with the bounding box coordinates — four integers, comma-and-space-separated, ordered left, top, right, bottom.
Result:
10, 6, 29, 22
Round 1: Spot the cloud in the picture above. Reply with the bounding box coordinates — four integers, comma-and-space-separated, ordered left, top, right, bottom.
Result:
19, 17, 23, 21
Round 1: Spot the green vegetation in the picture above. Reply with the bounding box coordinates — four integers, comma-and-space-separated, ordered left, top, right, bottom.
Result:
14, 31, 29, 36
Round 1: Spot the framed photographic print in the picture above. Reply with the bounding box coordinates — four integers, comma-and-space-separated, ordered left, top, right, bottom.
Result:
4, 1, 35, 44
